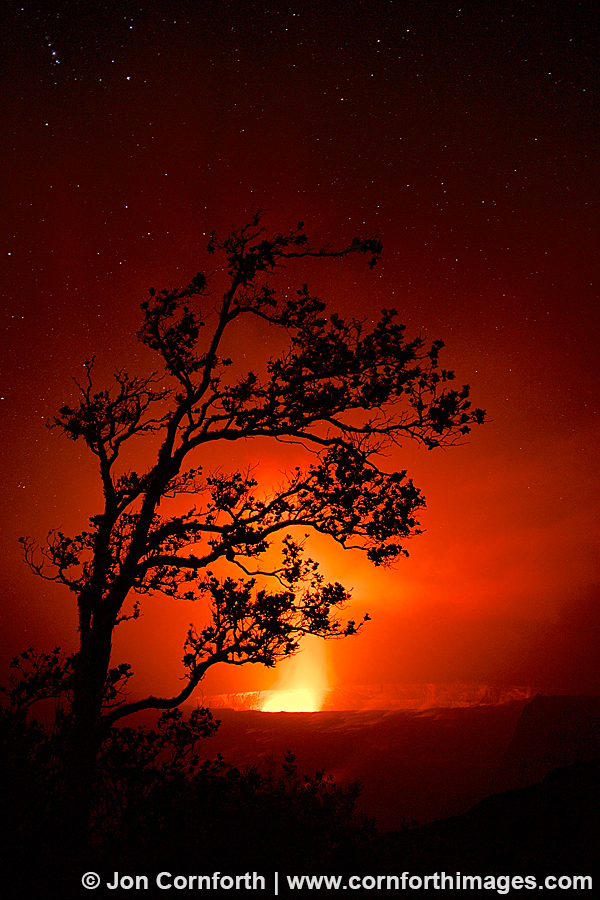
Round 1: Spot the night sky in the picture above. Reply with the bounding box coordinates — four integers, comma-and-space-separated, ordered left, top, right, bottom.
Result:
2, 0, 599, 702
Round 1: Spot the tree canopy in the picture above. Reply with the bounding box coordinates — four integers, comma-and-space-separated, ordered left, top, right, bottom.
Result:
22, 211, 485, 733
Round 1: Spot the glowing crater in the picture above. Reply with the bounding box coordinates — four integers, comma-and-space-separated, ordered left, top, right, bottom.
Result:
261, 688, 318, 713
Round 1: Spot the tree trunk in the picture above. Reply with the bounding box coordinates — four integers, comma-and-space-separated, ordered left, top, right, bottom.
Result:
65, 618, 114, 849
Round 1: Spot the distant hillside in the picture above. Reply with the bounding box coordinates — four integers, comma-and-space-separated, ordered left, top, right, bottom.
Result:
365, 757, 600, 874
499, 694, 600, 789
191, 701, 529, 828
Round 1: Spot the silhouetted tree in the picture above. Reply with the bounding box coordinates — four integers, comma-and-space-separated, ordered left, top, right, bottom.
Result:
20, 212, 485, 814
1, 646, 220, 882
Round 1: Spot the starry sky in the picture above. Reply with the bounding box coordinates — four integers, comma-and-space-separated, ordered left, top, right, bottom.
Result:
1, 0, 599, 700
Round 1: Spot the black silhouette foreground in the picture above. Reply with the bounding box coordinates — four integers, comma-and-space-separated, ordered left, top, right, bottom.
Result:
3, 662, 598, 892
1, 650, 376, 890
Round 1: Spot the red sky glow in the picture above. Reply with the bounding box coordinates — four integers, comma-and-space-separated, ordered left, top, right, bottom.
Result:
1, 0, 599, 702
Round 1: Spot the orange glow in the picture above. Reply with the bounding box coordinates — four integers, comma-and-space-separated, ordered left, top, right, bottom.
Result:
1, 0, 599, 721
259, 637, 329, 711
262, 688, 319, 712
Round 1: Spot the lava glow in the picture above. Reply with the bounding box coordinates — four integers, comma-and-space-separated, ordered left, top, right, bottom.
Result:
261, 689, 318, 713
